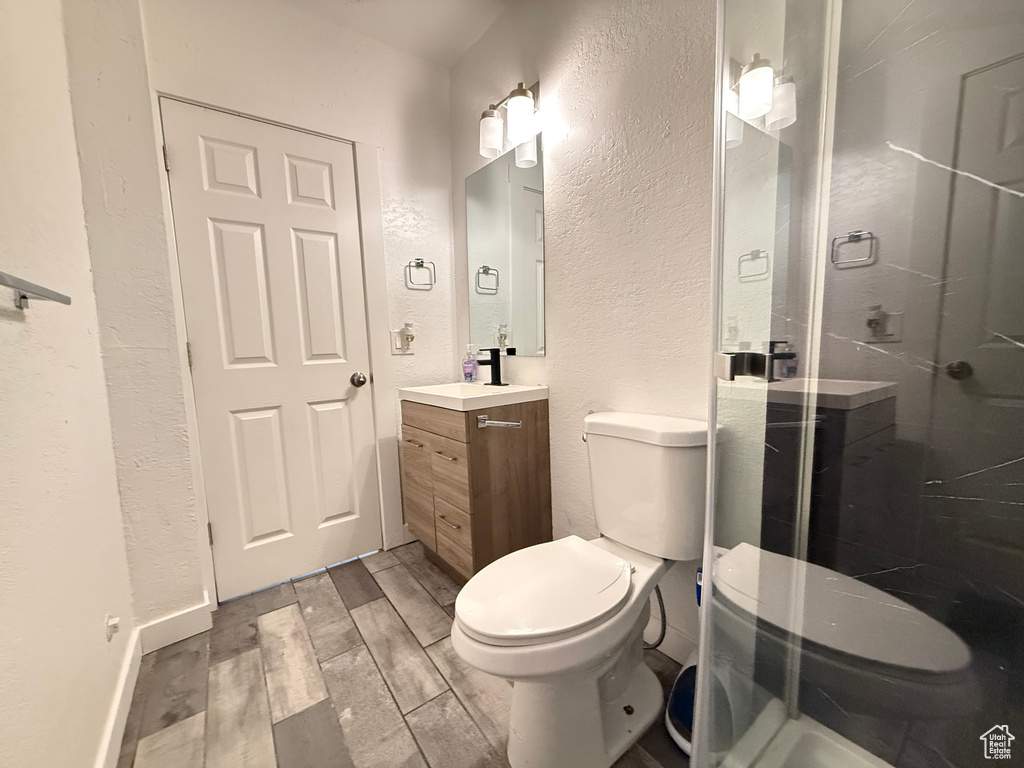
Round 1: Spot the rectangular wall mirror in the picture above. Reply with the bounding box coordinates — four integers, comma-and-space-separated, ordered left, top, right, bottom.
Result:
466, 140, 545, 356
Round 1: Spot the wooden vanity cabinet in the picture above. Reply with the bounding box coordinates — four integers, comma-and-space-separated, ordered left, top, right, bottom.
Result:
398, 399, 552, 580
397, 424, 436, 550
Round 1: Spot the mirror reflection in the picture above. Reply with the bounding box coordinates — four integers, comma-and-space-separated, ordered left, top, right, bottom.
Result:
466, 142, 545, 356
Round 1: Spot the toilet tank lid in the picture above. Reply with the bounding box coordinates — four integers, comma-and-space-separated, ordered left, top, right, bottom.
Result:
584, 412, 709, 447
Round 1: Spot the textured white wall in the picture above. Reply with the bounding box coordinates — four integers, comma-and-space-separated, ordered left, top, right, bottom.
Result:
450, 0, 717, 660
0, 1, 137, 765
141, 0, 458, 409
63, 0, 210, 626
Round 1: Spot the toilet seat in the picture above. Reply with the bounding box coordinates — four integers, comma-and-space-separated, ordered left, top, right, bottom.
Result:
455, 535, 634, 647
716, 543, 970, 673
713, 544, 978, 719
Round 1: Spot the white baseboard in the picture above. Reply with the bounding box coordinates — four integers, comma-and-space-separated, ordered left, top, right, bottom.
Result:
139, 590, 213, 654
649, 623, 698, 667
93, 594, 215, 768
94, 628, 142, 768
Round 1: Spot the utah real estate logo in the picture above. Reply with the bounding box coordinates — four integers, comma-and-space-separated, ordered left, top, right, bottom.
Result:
981, 725, 1015, 760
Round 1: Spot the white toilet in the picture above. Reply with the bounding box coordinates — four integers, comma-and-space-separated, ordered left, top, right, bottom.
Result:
451, 412, 709, 768
711, 543, 978, 725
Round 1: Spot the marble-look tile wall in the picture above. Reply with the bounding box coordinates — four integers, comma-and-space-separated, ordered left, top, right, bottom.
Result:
788, 3, 1024, 765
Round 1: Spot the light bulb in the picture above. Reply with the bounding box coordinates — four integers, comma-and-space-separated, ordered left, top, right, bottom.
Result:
479, 107, 503, 159
765, 76, 796, 131
515, 136, 537, 168
724, 86, 743, 149
739, 54, 774, 120
506, 83, 535, 146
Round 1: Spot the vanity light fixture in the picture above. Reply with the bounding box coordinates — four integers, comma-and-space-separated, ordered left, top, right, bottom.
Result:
506, 82, 536, 145
479, 106, 504, 159
479, 82, 541, 159
515, 135, 537, 168
738, 54, 774, 120
765, 75, 797, 131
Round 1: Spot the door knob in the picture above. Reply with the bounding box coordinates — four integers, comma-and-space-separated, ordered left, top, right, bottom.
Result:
944, 360, 973, 380
350, 372, 368, 387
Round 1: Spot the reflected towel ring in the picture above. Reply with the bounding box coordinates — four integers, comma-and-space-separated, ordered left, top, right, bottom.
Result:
475, 265, 500, 294
830, 230, 877, 269
738, 249, 771, 282
404, 259, 436, 290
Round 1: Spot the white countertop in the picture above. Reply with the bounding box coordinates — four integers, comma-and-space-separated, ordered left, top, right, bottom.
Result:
398, 382, 548, 412
767, 378, 898, 410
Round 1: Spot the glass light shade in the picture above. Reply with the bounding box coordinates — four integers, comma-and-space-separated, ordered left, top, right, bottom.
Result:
506, 83, 536, 146
515, 136, 537, 168
765, 77, 797, 131
739, 55, 774, 120
724, 86, 743, 148
479, 109, 503, 159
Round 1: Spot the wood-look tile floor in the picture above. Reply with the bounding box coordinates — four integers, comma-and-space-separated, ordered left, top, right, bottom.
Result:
118, 542, 689, 768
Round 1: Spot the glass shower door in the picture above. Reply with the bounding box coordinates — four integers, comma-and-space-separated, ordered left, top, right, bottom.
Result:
693, 0, 850, 763
696, 1, 1024, 767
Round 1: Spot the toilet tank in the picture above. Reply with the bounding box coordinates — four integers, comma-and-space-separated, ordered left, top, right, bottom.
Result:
583, 412, 708, 561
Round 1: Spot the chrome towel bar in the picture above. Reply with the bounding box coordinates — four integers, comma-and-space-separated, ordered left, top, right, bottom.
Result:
0, 270, 71, 309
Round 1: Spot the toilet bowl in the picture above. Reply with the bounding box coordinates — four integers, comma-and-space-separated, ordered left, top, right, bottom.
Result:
452, 412, 710, 768
452, 536, 670, 767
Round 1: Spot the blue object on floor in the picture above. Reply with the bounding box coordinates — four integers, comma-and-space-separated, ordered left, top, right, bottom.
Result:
665, 657, 698, 754
665, 564, 726, 756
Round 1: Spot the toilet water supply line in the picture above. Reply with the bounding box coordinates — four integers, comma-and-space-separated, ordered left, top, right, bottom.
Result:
644, 585, 667, 650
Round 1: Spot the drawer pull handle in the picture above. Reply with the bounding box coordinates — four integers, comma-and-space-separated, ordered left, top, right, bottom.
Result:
403, 439, 424, 448
434, 452, 457, 462
438, 515, 461, 529
477, 415, 522, 429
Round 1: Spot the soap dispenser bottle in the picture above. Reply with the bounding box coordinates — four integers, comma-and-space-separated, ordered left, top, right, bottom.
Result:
462, 345, 479, 383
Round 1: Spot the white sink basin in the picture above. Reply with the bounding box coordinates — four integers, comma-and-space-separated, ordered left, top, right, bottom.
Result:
398, 382, 548, 412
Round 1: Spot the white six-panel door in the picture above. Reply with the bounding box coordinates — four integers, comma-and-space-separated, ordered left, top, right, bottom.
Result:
161, 99, 382, 599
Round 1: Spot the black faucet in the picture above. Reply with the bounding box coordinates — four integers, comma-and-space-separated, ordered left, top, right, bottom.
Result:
477, 347, 516, 386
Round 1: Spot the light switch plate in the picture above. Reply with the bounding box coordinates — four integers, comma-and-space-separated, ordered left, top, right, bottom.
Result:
391, 329, 414, 355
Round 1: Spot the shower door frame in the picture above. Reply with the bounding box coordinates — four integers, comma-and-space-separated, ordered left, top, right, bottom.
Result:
692, 0, 846, 761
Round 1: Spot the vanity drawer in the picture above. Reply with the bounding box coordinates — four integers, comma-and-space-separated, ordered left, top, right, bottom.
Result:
402, 401, 470, 443
429, 433, 471, 512
434, 498, 473, 579
404, 495, 436, 552
399, 425, 436, 550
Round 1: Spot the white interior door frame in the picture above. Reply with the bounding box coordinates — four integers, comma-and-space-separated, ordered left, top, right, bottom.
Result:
150, 94, 406, 604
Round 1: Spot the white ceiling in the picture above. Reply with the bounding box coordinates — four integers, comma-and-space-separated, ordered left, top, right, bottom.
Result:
276, 0, 508, 68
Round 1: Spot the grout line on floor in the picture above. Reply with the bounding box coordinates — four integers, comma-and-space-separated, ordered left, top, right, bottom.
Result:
319, 564, 434, 767
399, 687, 450, 718
377, 548, 501, 767
396, 542, 461, 613
255, 614, 278, 762
370, 562, 453, 675
366, 553, 467, 766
